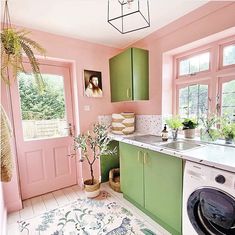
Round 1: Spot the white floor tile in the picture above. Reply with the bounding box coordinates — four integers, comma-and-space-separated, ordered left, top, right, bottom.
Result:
62, 187, 78, 202
19, 199, 34, 220
42, 193, 58, 211
52, 189, 69, 206
31, 195, 46, 215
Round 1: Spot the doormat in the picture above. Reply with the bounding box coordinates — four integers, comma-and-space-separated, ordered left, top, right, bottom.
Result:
17, 191, 157, 235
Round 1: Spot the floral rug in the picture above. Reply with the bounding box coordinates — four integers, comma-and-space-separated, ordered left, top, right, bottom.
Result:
17, 191, 157, 235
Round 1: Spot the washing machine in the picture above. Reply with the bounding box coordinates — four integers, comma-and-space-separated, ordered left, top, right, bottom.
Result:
183, 161, 235, 235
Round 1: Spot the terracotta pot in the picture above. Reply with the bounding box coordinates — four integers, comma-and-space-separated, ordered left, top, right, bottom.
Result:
83, 179, 100, 198
184, 129, 195, 139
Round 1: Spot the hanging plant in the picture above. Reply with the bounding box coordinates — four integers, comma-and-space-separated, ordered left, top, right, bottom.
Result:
1, 0, 46, 91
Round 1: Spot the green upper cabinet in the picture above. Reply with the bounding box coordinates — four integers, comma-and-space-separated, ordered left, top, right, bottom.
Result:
109, 48, 149, 102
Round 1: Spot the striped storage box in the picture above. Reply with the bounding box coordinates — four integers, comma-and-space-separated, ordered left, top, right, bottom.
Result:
111, 112, 135, 135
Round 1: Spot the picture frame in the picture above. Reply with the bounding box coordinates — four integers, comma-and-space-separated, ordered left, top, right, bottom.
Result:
84, 70, 103, 98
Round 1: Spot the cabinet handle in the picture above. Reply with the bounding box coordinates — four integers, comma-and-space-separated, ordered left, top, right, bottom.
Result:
138, 151, 141, 162
126, 88, 131, 98
144, 152, 148, 164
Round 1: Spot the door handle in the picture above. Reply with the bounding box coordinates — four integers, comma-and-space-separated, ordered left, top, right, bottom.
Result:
126, 88, 131, 98
144, 152, 148, 164
138, 151, 141, 162
65, 123, 73, 137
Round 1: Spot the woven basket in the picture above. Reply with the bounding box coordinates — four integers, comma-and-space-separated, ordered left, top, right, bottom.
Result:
109, 168, 121, 193
111, 112, 135, 135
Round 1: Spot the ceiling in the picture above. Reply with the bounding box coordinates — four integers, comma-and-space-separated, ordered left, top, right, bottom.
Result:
3, 0, 209, 48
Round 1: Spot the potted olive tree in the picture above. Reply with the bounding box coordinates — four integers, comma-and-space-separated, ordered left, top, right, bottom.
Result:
166, 116, 182, 141
182, 118, 198, 139
73, 123, 116, 198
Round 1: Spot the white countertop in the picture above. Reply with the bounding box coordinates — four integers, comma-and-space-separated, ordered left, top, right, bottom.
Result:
109, 132, 235, 173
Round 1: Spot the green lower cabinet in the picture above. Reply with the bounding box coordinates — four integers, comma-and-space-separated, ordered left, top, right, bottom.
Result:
120, 143, 144, 207
144, 149, 182, 235
100, 141, 119, 182
120, 143, 183, 235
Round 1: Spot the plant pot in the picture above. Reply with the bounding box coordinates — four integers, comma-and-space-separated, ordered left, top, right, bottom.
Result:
84, 179, 100, 198
184, 129, 195, 139
225, 137, 234, 144
172, 129, 178, 141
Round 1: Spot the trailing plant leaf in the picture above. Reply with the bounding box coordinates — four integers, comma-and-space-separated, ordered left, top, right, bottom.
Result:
1, 28, 46, 92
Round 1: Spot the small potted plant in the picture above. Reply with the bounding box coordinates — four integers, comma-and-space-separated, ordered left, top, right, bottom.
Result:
182, 118, 198, 139
166, 116, 182, 141
73, 123, 116, 198
200, 114, 219, 142
220, 117, 235, 144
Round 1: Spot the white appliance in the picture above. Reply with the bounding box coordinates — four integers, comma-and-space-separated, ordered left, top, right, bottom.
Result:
183, 161, 235, 235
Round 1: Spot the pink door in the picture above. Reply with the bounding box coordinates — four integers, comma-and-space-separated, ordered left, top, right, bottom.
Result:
10, 61, 77, 200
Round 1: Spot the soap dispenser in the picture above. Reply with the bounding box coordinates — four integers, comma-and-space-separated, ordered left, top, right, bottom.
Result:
161, 124, 168, 141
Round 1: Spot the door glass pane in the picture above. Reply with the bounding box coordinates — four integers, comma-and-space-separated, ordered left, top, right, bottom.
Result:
223, 44, 235, 66
221, 79, 235, 119
18, 73, 68, 140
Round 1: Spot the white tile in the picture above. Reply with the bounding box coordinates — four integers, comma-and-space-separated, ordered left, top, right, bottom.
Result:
62, 187, 78, 201
7, 223, 21, 235
71, 184, 83, 197
19, 199, 34, 220
31, 196, 46, 215
42, 193, 58, 211
52, 189, 70, 206
7, 211, 20, 225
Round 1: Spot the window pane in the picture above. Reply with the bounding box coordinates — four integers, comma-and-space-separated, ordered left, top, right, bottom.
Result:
198, 85, 208, 115
223, 44, 235, 66
18, 73, 68, 140
178, 84, 208, 119
221, 79, 235, 119
189, 56, 199, 74
178, 52, 210, 76
179, 59, 189, 76
199, 52, 210, 71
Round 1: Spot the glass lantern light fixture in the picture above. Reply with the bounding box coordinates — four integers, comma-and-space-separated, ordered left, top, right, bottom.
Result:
108, 0, 150, 34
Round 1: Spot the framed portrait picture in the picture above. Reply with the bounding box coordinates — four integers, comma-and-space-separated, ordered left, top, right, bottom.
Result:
84, 70, 103, 98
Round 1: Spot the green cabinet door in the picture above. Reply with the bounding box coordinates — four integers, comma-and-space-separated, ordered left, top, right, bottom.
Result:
120, 143, 144, 207
132, 48, 149, 100
109, 47, 149, 102
144, 150, 183, 235
109, 48, 133, 102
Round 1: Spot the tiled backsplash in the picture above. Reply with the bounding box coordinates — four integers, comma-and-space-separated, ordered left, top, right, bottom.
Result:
98, 115, 162, 135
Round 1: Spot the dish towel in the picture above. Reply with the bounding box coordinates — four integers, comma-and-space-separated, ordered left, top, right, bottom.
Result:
1, 104, 13, 182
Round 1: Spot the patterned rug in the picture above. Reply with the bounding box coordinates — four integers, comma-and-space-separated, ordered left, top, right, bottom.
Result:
17, 191, 157, 235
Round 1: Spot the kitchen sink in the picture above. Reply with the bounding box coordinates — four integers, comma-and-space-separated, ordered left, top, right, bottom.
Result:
159, 141, 203, 151
127, 134, 163, 144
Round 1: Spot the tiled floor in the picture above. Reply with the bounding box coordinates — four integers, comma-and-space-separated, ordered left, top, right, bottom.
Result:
7, 183, 170, 235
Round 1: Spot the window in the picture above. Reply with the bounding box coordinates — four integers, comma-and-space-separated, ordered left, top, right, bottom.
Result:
179, 52, 210, 76
178, 84, 208, 119
223, 44, 235, 67
221, 79, 235, 119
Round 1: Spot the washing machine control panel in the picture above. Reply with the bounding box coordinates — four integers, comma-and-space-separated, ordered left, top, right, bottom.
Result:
215, 174, 226, 184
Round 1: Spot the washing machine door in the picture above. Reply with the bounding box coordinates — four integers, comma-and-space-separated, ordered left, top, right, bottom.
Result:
187, 188, 235, 235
